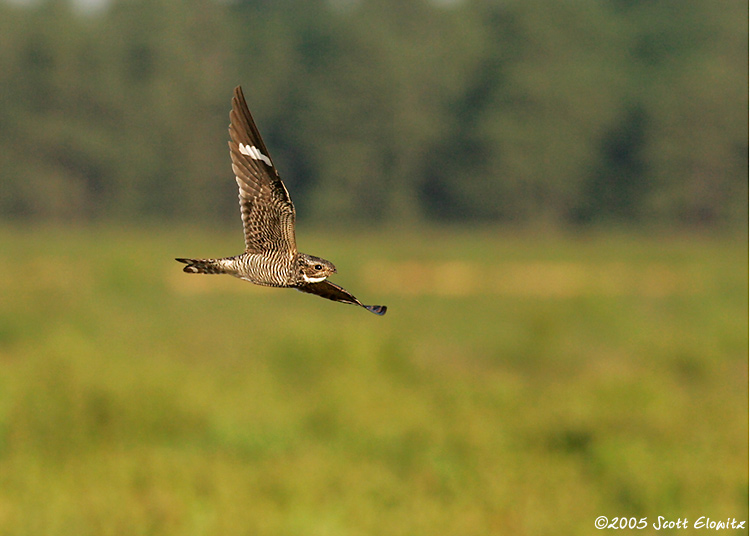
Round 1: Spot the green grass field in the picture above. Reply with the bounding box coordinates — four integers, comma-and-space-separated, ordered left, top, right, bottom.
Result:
0, 225, 747, 535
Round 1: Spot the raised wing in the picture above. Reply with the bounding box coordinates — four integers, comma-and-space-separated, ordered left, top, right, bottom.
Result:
229, 86, 297, 256
296, 280, 387, 316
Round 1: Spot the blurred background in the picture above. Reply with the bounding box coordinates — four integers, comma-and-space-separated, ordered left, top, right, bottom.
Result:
0, 0, 747, 534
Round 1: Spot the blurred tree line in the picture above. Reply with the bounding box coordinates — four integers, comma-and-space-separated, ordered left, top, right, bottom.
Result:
0, 0, 746, 227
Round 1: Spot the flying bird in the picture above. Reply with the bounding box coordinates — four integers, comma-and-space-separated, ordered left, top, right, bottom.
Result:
176, 86, 386, 315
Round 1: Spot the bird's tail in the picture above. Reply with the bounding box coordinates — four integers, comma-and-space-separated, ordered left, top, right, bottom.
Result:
175, 257, 227, 275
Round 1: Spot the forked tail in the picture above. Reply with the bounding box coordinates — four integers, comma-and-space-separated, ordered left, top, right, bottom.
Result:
175, 258, 226, 275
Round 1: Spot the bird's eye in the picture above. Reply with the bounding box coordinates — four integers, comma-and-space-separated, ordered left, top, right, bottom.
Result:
314, 264, 323, 271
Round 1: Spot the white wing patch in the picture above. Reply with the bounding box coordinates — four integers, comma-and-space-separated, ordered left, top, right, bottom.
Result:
239, 143, 272, 167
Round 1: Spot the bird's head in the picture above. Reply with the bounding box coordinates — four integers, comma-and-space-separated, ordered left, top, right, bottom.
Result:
298, 254, 337, 283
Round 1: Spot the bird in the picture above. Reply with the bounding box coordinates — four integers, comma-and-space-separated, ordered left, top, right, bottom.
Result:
176, 86, 387, 316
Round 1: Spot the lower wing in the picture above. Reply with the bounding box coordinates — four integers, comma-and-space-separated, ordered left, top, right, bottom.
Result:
296, 280, 387, 316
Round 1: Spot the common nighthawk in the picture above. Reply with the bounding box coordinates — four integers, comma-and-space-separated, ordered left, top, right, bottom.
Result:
176, 86, 386, 315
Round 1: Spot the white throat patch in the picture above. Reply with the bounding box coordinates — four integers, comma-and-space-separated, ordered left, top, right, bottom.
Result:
239, 144, 272, 167
302, 273, 327, 284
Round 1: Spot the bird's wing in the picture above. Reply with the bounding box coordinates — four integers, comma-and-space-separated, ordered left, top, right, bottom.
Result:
229, 86, 297, 256
296, 280, 387, 316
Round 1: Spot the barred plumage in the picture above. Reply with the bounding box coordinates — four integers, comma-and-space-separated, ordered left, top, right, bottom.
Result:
176, 253, 293, 287
175, 86, 387, 315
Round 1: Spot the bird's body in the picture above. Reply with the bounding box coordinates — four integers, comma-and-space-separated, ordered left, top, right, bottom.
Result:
176, 86, 386, 315
177, 253, 293, 286
178, 251, 332, 287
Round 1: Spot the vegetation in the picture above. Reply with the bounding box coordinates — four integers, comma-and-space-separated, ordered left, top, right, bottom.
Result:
0, 226, 746, 535
0, 0, 746, 226
0, 1, 746, 533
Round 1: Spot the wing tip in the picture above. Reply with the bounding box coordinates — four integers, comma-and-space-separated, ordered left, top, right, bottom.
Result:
365, 305, 387, 316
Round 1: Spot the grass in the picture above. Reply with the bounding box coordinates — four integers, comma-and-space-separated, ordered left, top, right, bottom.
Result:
0, 224, 747, 535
